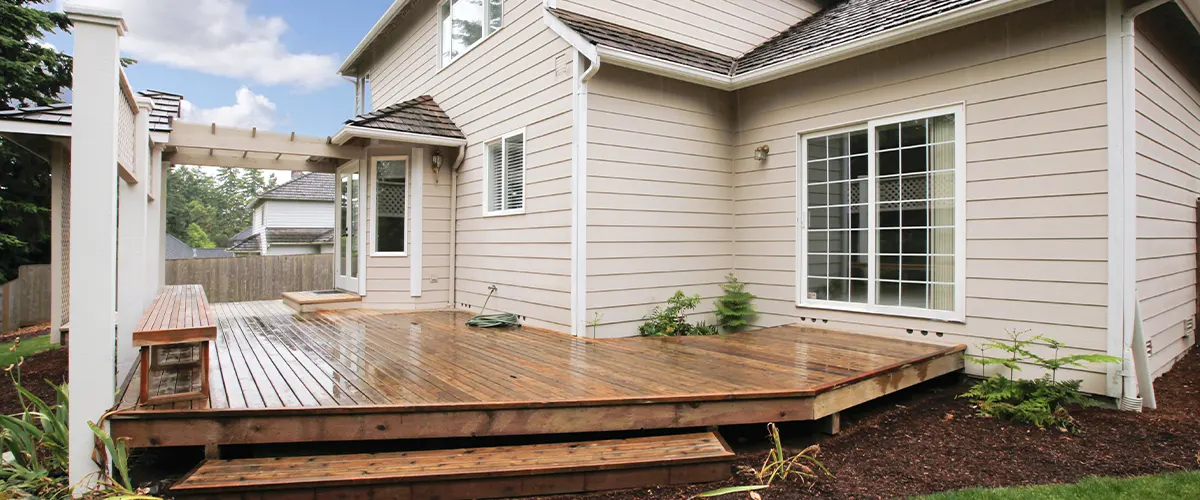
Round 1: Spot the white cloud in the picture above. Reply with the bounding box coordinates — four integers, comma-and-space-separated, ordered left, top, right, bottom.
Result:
70, 0, 340, 91
181, 87, 280, 130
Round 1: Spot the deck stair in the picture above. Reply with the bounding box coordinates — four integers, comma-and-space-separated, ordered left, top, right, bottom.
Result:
281, 290, 362, 313
169, 432, 734, 499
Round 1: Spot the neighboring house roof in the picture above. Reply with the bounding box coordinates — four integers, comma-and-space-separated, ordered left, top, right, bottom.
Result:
550, 0, 991, 77
255, 172, 336, 205
0, 89, 183, 132
344, 95, 466, 140
227, 228, 334, 253
165, 234, 234, 260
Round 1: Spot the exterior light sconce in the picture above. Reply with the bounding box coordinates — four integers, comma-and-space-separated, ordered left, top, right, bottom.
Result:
754, 144, 770, 162
431, 149, 444, 183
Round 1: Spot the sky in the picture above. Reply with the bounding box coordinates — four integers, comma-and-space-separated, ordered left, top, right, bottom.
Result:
43, 0, 393, 137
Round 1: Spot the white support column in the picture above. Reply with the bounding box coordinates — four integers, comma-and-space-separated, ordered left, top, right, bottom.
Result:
49, 145, 65, 345
116, 97, 153, 379
65, 4, 125, 491
158, 154, 168, 287
410, 147, 424, 298
145, 145, 164, 297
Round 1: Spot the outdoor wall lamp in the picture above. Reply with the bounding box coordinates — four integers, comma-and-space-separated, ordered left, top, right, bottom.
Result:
754, 144, 770, 162
431, 149, 443, 183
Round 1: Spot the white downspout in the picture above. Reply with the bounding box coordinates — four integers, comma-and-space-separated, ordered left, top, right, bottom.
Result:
449, 144, 465, 309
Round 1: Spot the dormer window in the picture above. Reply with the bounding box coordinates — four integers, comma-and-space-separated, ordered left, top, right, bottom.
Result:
440, 0, 502, 67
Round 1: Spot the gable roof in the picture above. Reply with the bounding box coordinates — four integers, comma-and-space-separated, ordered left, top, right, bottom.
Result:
255, 172, 336, 204
551, 0, 1009, 84
344, 95, 465, 139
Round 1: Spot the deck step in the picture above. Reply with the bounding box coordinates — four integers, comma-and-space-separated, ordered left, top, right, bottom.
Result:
281, 290, 362, 313
170, 432, 734, 499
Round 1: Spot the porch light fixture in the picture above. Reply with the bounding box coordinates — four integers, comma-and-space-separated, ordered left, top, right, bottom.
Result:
754, 144, 770, 162
431, 149, 443, 183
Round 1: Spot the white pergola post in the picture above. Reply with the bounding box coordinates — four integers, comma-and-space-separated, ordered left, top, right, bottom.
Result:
49, 145, 66, 345
65, 4, 126, 491
157, 154, 168, 287
116, 97, 153, 378
146, 146, 166, 292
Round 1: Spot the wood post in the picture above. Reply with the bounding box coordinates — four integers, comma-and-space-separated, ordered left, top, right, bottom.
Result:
817, 412, 841, 435
65, 4, 126, 490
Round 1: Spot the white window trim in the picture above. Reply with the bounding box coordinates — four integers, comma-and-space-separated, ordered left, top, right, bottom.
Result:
483, 128, 527, 217
437, 0, 503, 70
370, 155, 410, 257
795, 104, 967, 323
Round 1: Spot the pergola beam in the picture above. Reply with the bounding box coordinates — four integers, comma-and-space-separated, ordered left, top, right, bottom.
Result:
167, 122, 362, 160
165, 151, 338, 173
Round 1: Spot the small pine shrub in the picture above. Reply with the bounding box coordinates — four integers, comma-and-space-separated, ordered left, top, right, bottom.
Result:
639, 291, 719, 337
959, 329, 1121, 431
714, 274, 757, 333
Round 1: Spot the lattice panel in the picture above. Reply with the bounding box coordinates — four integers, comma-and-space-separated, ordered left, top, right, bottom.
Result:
851, 175, 953, 212
117, 88, 136, 171
60, 161, 70, 325
376, 181, 406, 218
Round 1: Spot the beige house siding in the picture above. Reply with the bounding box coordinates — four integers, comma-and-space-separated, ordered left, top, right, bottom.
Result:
556, 0, 820, 57
1133, 29, 1200, 379
732, 0, 1111, 393
353, 0, 576, 331
586, 65, 735, 338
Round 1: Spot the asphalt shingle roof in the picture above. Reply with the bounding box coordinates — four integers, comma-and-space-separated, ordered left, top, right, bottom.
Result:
166, 234, 234, 260
551, 0, 991, 77
0, 103, 73, 125
255, 173, 336, 204
346, 95, 465, 139
268, 228, 335, 245
0, 89, 184, 132
228, 234, 262, 253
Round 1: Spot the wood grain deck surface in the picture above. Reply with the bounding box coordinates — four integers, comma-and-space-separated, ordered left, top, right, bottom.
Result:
118, 301, 964, 413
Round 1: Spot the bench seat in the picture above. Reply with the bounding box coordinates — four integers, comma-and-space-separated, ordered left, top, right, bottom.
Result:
135, 285, 216, 406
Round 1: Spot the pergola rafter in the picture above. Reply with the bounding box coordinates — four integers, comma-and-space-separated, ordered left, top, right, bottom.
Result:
164, 122, 361, 173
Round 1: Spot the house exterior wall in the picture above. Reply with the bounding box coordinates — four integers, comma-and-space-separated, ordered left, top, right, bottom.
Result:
263, 200, 334, 229
1133, 26, 1200, 379
352, 0, 576, 330
555, 0, 820, 57
252, 205, 264, 232
732, 0, 1112, 393
585, 65, 736, 338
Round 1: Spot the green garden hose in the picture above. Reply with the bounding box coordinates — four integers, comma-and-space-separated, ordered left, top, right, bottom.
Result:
466, 285, 520, 328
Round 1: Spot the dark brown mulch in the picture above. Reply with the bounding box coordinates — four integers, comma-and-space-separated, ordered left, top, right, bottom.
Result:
545, 346, 1200, 499
0, 322, 50, 343
0, 337, 66, 416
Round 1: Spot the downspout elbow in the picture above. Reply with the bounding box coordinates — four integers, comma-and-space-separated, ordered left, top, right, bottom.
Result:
453, 144, 466, 172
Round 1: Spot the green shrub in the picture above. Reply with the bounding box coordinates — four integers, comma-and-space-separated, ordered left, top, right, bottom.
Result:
638, 291, 718, 337
714, 274, 757, 333
959, 329, 1121, 431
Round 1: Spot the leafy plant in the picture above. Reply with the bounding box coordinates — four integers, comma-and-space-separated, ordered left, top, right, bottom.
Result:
714, 274, 757, 333
586, 312, 603, 338
696, 423, 830, 498
959, 329, 1121, 431
0, 364, 159, 499
638, 291, 718, 337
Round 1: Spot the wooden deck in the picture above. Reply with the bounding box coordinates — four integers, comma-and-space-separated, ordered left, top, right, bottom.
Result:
111, 301, 965, 448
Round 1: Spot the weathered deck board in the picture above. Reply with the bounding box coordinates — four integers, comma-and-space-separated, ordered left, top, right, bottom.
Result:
114, 301, 965, 447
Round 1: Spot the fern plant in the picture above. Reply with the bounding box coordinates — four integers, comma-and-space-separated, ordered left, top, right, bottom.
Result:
959, 329, 1121, 431
714, 274, 757, 333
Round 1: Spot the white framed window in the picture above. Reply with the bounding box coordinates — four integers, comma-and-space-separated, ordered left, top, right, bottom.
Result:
484, 130, 525, 216
371, 156, 409, 256
439, 0, 502, 67
797, 105, 966, 322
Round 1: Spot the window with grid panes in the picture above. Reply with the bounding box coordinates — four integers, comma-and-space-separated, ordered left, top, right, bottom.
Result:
800, 108, 961, 318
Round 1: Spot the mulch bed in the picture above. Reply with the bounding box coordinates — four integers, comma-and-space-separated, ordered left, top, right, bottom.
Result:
546, 346, 1200, 499
0, 325, 66, 415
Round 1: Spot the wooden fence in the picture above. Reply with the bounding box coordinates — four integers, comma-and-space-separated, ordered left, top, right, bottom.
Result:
0, 264, 52, 333
167, 254, 333, 303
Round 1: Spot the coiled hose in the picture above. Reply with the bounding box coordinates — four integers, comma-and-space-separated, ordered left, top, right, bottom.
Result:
466, 285, 520, 328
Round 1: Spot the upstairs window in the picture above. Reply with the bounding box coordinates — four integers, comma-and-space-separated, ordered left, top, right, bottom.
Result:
440, 0, 502, 67
484, 130, 524, 215
798, 106, 964, 321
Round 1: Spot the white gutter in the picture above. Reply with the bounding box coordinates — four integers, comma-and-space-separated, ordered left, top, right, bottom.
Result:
545, 7, 599, 337
587, 0, 1053, 91
332, 125, 467, 147
339, 0, 412, 75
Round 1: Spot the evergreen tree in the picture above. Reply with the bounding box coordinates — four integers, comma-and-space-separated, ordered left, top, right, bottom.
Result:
0, 0, 72, 281
714, 273, 757, 333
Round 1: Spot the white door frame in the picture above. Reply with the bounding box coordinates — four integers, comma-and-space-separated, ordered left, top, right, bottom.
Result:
334, 162, 366, 295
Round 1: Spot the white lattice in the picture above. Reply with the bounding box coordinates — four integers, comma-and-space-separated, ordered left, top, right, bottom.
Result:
376, 181, 405, 218
117, 88, 136, 171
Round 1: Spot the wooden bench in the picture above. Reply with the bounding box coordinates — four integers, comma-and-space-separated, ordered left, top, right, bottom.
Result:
134, 284, 216, 406
169, 432, 734, 499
